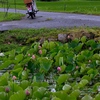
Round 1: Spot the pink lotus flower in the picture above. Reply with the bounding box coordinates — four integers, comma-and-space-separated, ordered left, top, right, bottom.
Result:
57, 67, 61, 71
8, 42, 11, 44
24, 67, 27, 70
39, 50, 42, 54
28, 54, 30, 56
76, 66, 79, 69
25, 90, 30, 96
32, 55, 36, 60
38, 45, 42, 49
5, 87, 10, 93
12, 76, 17, 80
67, 35, 71, 39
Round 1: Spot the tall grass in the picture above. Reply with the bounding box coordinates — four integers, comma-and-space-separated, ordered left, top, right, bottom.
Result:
0, 0, 100, 15
0, 12, 25, 22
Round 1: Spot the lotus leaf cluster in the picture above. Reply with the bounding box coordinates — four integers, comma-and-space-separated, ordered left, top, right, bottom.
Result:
0, 36, 100, 100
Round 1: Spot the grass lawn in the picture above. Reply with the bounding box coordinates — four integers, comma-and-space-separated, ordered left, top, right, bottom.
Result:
0, 27, 100, 52
0, 0, 100, 15
0, 12, 25, 22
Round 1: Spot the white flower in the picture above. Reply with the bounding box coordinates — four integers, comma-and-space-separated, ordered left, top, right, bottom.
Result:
51, 88, 56, 92
98, 86, 100, 92
0, 53, 4, 57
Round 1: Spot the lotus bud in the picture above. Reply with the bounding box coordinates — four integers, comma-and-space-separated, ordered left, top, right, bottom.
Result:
38, 45, 42, 49
57, 67, 61, 71
25, 90, 30, 96
5, 87, 10, 93
8, 42, 10, 44
39, 50, 42, 54
67, 35, 71, 39
76, 66, 79, 69
28, 54, 30, 56
32, 55, 36, 60
12, 76, 17, 80
24, 67, 27, 70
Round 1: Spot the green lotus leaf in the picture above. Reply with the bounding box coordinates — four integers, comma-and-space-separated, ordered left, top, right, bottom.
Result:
74, 43, 84, 53
39, 57, 53, 73
0, 72, 9, 86
41, 49, 47, 56
53, 91, 69, 100
70, 89, 80, 98
54, 51, 63, 66
81, 36, 87, 43
21, 70, 28, 80
9, 90, 25, 100
32, 82, 48, 88
68, 38, 79, 48
42, 97, 50, 100
86, 39, 97, 49
87, 69, 94, 75
0, 60, 12, 70
42, 41, 49, 50
93, 82, 100, 92
33, 43, 40, 53
68, 95, 77, 100
60, 64, 66, 73
14, 54, 23, 64
52, 97, 61, 100
80, 64, 86, 74
82, 75, 91, 81
65, 64, 75, 72
92, 54, 100, 60
27, 48, 35, 55
94, 93, 100, 100
0, 92, 7, 100
12, 68, 23, 77
0, 86, 4, 92
78, 79, 89, 88
8, 49, 15, 60
9, 82, 23, 92
20, 57, 30, 66
59, 57, 63, 66
21, 46, 27, 53
27, 61, 37, 73
35, 73, 44, 81
49, 41, 56, 50
57, 74, 70, 85
33, 87, 46, 99
20, 80, 30, 89
62, 84, 71, 92
81, 94, 93, 100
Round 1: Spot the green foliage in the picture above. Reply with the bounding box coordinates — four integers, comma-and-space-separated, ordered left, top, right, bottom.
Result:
0, 37, 100, 99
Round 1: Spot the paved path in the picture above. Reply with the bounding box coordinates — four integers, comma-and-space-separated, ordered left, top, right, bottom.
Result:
0, 8, 100, 31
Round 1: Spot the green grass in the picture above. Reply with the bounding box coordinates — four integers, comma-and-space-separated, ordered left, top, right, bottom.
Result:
0, 12, 25, 22
0, 0, 100, 15
0, 27, 100, 52
37, 1, 100, 15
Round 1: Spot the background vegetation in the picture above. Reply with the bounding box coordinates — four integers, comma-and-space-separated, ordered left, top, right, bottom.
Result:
0, 0, 100, 15
0, 12, 25, 22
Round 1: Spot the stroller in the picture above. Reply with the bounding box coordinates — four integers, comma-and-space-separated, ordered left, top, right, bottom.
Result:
24, 0, 39, 19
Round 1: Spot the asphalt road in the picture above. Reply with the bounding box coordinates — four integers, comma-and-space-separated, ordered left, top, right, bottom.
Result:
0, 8, 100, 31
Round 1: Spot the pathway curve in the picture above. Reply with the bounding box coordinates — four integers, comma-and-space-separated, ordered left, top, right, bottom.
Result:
0, 8, 100, 31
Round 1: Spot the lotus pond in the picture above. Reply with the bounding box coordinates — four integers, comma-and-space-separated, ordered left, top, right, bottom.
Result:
0, 36, 100, 100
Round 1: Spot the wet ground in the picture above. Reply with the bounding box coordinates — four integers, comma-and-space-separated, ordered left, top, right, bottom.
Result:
0, 8, 100, 31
